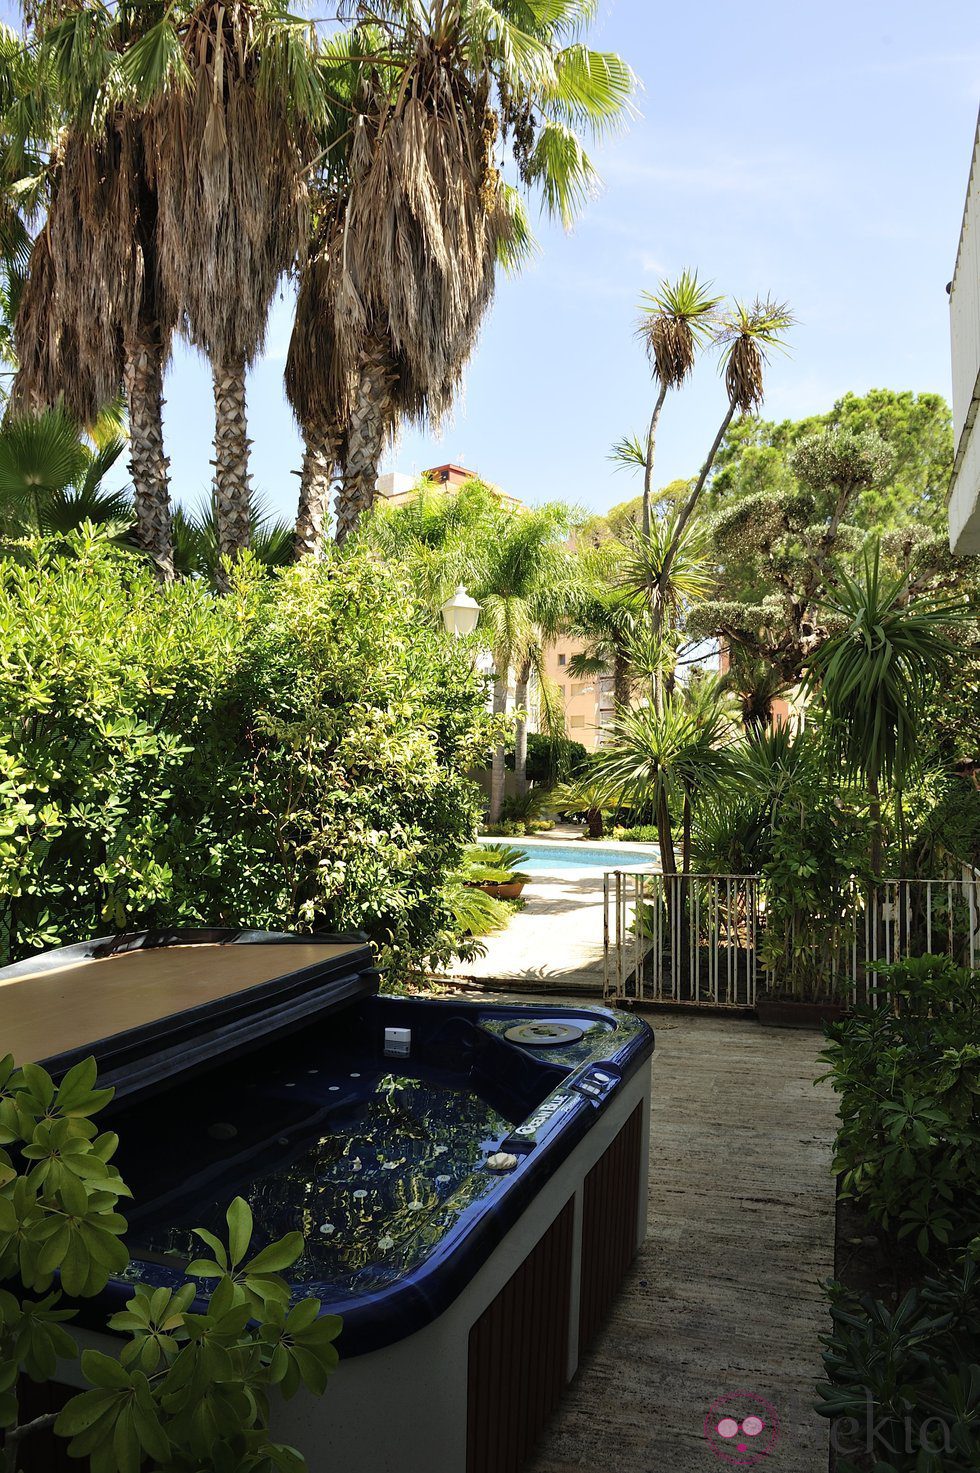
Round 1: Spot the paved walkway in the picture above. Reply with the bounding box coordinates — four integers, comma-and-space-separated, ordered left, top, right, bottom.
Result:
530, 1012, 837, 1473
447, 835, 658, 994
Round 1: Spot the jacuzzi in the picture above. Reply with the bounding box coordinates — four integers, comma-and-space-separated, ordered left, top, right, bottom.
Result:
1, 929, 654, 1473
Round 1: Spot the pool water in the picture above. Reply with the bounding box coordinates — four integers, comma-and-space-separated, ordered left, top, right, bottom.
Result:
486, 842, 658, 874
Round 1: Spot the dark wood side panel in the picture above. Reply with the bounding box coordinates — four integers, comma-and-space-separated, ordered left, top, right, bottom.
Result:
578, 1102, 644, 1354
467, 1197, 574, 1473
2, 1378, 84, 1472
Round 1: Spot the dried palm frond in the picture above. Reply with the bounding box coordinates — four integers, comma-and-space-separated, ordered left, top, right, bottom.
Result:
637, 270, 721, 389
717, 297, 794, 416
148, 0, 312, 367
333, 45, 513, 431
12, 121, 145, 424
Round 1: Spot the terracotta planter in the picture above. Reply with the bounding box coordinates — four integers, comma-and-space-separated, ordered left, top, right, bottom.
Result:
474, 880, 526, 901
756, 994, 848, 1030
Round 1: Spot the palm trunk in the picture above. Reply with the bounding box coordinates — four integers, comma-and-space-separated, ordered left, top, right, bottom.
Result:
651, 401, 737, 649
681, 790, 692, 877
642, 382, 668, 540
335, 336, 394, 545
294, 418, 337, 560
212, 352, 253, 586
656, 790, 676, 878
514, 663, 531, 795
489, 676, 508, 823
613, 646, 630, 713
124, 321, 173, 581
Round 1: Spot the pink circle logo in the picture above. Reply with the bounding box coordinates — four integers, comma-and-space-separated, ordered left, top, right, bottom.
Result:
704, 1393, 780, 1465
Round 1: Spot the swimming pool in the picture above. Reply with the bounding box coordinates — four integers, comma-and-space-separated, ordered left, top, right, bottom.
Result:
483, 841, 658, 874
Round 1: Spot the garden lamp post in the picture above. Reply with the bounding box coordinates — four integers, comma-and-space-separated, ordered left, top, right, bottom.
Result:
441, 584, 481, 638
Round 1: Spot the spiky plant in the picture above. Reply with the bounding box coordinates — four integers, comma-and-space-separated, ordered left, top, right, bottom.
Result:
593, 678, 735, 876
648, 297, 794, 653
804, 541, 970, 870
635, 270, 720, 533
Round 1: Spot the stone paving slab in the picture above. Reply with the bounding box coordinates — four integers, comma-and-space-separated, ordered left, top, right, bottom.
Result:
448, 870, 610, 993
529, 1013, 837, 1473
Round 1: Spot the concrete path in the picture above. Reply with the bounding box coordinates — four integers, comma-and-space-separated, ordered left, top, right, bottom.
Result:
530, 1013, 837, 1473
447, 835, 658, 994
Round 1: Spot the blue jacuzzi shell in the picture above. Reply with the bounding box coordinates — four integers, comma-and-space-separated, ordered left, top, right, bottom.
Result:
2, 929, 655, 1473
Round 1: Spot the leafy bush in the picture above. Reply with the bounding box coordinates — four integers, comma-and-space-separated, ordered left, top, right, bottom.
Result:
817, 1255, 980, 1472
0, 1054, 338, 1472
609, 824, 660, 844
505, 733, 588, 784
0, 532, 489, 975
821, 957, 980, 1259
482, 821, 528, 837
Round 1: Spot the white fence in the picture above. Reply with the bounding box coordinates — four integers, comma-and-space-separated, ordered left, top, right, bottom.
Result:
602, 869, 980, 1008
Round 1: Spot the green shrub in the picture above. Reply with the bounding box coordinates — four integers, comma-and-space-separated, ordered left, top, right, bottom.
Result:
504, 733, 588, 784
0, 531, 488, 976
817, 1255, 980, 1471
608, 824, 659, 843
482, 821, 527, 837
0, 1053, 338, 1471
821, 956, 980, 1259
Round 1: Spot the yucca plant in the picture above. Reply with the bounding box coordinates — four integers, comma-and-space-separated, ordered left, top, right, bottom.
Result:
649, 297, 794, 653
635, 270, 721, 534
804, 541, 972, 871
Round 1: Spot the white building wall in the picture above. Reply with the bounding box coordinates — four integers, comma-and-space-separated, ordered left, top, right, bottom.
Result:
949, 113, 980, 555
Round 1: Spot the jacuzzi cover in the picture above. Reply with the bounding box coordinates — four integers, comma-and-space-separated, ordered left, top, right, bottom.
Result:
0, 928, 377, 1100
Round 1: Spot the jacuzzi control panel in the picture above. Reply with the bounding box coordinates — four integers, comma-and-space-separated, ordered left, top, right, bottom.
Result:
501, 1062, 622, 1154
571, 1065, 620, 1104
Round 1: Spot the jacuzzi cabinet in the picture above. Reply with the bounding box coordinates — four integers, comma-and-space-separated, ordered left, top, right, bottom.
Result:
0, 929, 653, 1473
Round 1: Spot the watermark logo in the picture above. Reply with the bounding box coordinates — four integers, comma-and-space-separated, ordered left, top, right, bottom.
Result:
704, 1393, 780, 1466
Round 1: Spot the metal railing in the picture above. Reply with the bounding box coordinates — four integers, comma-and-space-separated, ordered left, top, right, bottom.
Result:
603, 867, 980, 1008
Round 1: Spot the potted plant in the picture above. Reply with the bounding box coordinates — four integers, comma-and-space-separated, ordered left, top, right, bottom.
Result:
462, 843, 531, 900
754, 797, 866, 1027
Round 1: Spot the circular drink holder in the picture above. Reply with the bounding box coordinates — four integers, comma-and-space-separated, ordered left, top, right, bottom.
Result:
503, 1021, 585, 1047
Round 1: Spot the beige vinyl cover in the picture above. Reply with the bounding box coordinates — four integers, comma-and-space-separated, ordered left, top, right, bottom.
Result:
0, 942, 362, 1068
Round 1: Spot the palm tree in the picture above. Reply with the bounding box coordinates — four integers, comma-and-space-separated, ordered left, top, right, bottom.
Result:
307, 0, 634, 540
804, 542, 970, 872
141, 0, 326, 579
567, 587, 641, 715
0, 406, 132, 538
478, 505, 579, 819
636, 271, 720, 536
664, 299, 794, 563
593, 677, 734, 876
172, 497, 294, 582
12, 4, 183, 577
637, 297, 793, 667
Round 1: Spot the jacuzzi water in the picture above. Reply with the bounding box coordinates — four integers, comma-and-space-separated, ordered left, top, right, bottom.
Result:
117, 1051, 511, 1296
488, 842, 658, 874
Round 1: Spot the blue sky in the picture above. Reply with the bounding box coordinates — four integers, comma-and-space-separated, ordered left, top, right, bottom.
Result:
153, 0, 979, 522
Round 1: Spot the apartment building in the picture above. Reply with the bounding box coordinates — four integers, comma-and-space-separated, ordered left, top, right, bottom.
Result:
949, 111, 980, 555
542, 642, 616, 751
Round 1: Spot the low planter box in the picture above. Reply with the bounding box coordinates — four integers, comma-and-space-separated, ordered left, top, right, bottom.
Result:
757, 994, 848, 1029
472, 879, 527, 900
